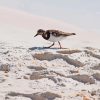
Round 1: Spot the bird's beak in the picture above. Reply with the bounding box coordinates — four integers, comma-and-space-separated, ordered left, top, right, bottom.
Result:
34, 33, 38, 37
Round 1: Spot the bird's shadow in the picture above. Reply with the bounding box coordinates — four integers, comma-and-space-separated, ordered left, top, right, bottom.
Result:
29, 47, 68, 51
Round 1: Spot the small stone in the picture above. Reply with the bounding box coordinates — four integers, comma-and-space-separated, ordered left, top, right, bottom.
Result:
67, 74, 95, 84
23, 75, 29, 79
91, 91, 96, 96
92, 73, 100, 81
0, 64, 10, 72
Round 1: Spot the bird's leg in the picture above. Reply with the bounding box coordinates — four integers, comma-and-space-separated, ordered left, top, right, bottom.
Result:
45, 42, 55, 48
58, 41, 62, 49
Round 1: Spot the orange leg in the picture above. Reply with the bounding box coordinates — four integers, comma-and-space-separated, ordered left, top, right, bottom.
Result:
58, 41, 62, 49
45, 42, 55, 48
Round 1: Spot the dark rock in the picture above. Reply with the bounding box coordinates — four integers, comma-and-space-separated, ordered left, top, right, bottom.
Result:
67, 74, 95, 84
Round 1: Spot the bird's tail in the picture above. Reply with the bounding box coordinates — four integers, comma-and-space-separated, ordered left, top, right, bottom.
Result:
64, 32, 76, 36
71, 33, 76, 35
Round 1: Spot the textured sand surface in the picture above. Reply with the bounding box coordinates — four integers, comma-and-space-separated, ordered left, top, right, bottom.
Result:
0, 7, 100, 100
0, 43, 100, 100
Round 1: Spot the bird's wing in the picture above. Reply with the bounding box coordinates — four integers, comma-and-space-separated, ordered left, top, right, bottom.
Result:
46, 30, 73, 37
45, 30, 58, 36
60, 32, 75, 36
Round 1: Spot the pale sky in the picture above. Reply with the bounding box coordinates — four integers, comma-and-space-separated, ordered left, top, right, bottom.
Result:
0, 0, 100, 34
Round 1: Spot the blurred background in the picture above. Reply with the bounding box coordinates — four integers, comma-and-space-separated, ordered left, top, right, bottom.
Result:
0, 0, 100, 34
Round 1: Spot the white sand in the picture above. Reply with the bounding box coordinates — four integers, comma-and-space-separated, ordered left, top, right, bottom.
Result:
0, 7, 100, 100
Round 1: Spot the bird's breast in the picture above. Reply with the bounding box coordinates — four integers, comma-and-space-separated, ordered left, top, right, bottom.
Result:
42, 33, 50, 40
48, 34, 65, 42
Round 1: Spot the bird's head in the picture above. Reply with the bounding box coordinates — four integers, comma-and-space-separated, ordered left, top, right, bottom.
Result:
34, 29, 45, 37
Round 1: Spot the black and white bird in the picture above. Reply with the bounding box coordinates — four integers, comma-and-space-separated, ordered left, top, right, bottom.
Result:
34, 29, 76, 48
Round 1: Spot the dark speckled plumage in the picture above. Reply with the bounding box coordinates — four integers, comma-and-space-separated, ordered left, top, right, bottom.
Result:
34, 29, 76, 48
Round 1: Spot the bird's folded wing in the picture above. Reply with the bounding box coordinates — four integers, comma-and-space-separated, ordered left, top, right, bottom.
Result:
46, 30, 74, 37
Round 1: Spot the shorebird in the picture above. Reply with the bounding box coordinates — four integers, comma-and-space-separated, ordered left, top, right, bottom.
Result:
34, 29, 76, 48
